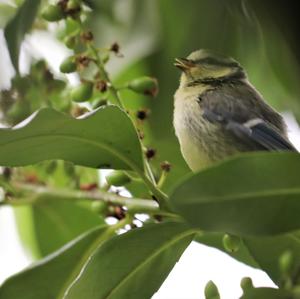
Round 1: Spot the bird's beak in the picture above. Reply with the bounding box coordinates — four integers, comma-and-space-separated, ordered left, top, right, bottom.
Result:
174, 58, 196, 72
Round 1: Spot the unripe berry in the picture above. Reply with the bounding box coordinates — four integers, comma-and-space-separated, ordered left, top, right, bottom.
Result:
204, 281, 220, 299
240, 277, 253, 291
91, 201, 108, 214
67, 0, 81, 10
41, 5, 64, 22
222, 234, 241, 253
128, 76, 158, 96
106, 171, 131, 186
71, 82, 93, 102
64, 36, 77, 49
279, 250, 293, 275
59, 56, 76, 73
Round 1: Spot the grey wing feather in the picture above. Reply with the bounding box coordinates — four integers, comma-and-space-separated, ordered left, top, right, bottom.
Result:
201, 83, 297, 152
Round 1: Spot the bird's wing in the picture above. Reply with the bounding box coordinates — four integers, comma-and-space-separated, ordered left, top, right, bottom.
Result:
200, 83, 297, 152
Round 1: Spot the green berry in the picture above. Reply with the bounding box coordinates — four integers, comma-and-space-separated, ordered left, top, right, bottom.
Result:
240, 277, 253, 291
91, 201, 108, 214
64, 36, 77, 49
279, 250, 293, 275
59, 56, 76, 73
222, 234, 241, 253
71, 82, 93, 102
106, 171, 131, 186
128, 76, 158, 96
67, 0, 81, 10
204, 281, 220, 299
41, 5, 64, 22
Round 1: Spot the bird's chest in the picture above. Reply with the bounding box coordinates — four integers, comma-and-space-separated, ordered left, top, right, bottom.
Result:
173, 91, 229, 171
174, 93, 213, 170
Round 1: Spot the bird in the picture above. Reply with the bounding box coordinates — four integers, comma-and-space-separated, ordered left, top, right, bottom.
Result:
173, 49, 297, 172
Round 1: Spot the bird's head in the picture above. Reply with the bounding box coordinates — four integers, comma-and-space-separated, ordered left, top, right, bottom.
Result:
175, 49, 246, 87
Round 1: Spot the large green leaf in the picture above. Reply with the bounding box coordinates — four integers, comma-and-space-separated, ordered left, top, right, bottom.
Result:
0, 225, 109, 299
244, 233, 300, 284
170, 152, 300, 236
0, 4, 16, 28
14, 195, 105, 258
65, 221, 194, 299
0, 222, 193, 299
4, 0, 41, 72
0, 106, 144, 172
240, 287, 291, 299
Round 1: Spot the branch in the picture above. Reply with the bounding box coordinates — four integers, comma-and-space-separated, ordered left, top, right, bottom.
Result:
1, 182, 160, 215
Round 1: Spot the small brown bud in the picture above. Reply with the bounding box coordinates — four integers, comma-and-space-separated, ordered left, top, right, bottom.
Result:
110, 42, 120, 54
160, 161, 171, 172
65, 0, 81, 18
136, 108, 149, 120
80, 183, 98, 191
58, 0, 68, 11
24, 174, 38, 183
145, 148, 156, 159
96, 80, 108, 93
72, 106, 90, 117
76, 55, 90, 68
2, 167, 12, 180
113, 206, 126, 220
137, 129, 145, 140
81, 31, 93, 42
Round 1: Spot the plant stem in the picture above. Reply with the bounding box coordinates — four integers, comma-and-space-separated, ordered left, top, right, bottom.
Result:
8, 182, 160, 215
157, 170, 168, 189
88, 44, 125, 109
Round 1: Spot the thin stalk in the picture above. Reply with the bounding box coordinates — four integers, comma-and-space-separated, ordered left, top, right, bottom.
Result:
88, 44, 125, 109
10, 182, 160, 215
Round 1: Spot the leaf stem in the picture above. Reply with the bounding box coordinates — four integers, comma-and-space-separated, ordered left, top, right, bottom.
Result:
8, 182, 161, 215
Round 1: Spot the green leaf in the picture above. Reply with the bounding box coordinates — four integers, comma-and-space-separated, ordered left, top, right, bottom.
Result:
0, 106, 144, 172
14, 195, 105, 258
244, 233, 300, 284
170, 152, 300, 236
0, 225, 109, 299
4, 0, 41, 72
240, 287, 292, 299
0, 4, 16, 28
65, 222, 194, 299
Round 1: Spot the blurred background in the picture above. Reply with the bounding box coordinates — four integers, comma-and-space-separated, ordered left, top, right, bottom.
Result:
1, 0, 300, 298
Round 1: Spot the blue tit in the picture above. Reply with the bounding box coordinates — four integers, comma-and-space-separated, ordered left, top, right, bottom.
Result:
173, 49, 297, 171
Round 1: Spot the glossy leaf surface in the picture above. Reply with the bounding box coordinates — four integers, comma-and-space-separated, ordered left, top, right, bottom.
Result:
0, 106, 143, 171
65, 222, 194, 299
171, 152, 300, 236
0, 226, 108, 299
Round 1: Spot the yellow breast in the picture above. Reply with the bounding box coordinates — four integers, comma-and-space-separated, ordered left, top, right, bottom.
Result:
173, 85, 214, 172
